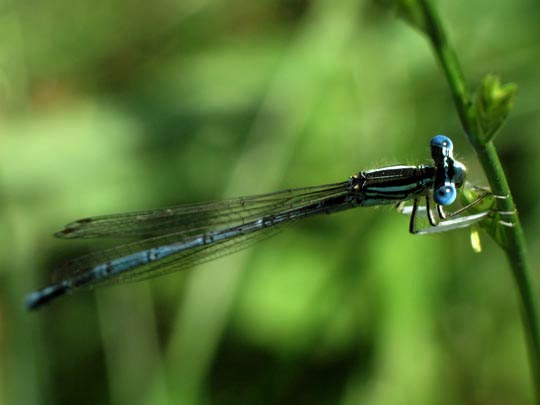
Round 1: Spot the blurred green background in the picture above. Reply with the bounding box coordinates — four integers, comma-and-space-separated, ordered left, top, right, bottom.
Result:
1, 0, 540, 404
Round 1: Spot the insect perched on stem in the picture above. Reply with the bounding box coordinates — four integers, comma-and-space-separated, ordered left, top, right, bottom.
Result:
26, 135, 500, 310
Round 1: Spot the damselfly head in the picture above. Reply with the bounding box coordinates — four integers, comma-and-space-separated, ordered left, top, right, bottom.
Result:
430, 134, 453, 151
430, 134, 466, 206
430, 134, 454, 163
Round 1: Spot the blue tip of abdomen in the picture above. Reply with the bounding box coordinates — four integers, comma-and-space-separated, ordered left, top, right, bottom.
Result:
25, 283, 70, 310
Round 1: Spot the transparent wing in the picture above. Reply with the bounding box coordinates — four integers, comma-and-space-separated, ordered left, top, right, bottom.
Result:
25, 181, 354, 309
65, 223, 287, 290
53, 182, 353, 285
56, 182, 349, 239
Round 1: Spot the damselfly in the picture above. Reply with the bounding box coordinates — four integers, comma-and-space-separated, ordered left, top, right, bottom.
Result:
26, 135, 495, 310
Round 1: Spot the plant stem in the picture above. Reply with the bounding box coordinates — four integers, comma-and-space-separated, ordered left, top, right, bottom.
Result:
416, 0, 540, 401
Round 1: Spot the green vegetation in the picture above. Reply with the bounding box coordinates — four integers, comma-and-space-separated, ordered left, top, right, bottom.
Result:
1, 1, 539, 404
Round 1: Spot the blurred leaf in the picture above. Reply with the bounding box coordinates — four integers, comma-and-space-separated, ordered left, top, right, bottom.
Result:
394, 0, 428, 34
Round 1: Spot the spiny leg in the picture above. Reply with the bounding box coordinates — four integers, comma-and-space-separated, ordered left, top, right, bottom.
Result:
407, 198, 421, 234
437, 186, 491, 220
440, 186, 517, 228
404, 193, 490, 235
425, 194, 438, 226
399, 191, 503, 234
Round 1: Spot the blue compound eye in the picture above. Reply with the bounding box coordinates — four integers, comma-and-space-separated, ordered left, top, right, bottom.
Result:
430, 135, 453, 151
434, 183, 457, 205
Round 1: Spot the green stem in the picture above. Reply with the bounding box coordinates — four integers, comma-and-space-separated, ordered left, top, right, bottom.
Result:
416, 0, 540, 401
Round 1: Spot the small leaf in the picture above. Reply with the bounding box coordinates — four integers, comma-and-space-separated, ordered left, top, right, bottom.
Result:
474, 74, 517, 144
394, 0, 428, 34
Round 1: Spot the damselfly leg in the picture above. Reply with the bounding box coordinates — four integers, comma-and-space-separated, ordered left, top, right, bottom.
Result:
399, 184, 515, 235
436, 185, 491, 220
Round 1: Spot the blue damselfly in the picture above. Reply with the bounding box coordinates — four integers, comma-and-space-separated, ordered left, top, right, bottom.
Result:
26, 135, 496, 310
